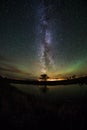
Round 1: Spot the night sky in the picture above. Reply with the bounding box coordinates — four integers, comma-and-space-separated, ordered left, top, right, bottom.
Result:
0, 0, 87, 79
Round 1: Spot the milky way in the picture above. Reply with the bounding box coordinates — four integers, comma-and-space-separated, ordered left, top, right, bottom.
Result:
37, 1, 55, 74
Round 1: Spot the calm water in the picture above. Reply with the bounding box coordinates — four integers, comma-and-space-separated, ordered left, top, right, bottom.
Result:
12, 84, 87, 103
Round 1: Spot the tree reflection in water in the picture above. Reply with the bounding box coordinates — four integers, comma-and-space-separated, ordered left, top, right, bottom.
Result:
39, 85, 48, 93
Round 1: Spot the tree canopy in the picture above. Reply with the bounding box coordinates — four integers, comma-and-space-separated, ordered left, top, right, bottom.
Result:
40, 74, 49, 81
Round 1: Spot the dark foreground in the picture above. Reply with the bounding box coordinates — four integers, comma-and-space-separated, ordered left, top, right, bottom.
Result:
0, 79, 87, 130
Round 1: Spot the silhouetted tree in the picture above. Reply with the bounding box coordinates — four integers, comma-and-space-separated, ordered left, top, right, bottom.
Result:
40, 74, 49, 81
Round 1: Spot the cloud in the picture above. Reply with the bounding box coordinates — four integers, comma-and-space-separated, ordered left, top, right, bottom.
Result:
0, 55, 37, 79
0, 64, 34, 79
0, 66, 21, 73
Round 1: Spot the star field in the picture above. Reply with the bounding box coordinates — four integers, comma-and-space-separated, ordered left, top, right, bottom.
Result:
0, 0, 87, 79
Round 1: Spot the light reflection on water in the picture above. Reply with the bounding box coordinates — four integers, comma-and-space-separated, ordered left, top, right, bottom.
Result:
12, 84, 87, 102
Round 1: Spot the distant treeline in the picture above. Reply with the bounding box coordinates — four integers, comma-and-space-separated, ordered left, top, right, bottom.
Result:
0, 75, 87, 85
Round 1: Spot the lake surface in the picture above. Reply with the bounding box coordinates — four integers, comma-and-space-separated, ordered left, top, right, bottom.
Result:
12, 84, 87, 103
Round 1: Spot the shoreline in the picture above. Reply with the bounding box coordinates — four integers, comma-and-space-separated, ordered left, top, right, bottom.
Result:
1, 76, 87, 86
